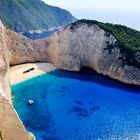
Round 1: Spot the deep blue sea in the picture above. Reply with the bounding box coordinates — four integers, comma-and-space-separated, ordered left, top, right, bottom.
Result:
11, 69, 140, 140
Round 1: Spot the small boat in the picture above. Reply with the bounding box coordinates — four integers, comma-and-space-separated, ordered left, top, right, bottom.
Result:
23, 67, 35, 74
28, 99, 34, 105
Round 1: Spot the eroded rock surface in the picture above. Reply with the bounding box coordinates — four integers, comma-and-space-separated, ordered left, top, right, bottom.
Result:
0, 98, 35, 140
6, 22, 140, 85
0, 21, 35, 140
0, 21, 10, 99
0, 19, 140, 140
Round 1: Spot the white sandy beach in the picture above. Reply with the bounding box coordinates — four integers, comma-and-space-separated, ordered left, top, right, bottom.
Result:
10, 63, 57, 85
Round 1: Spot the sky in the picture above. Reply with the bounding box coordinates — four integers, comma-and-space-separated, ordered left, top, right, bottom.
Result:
43, 0, 140, 30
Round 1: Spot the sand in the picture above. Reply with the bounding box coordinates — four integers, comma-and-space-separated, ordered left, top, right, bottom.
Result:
0, 63, 52, 140
10, 63, 57, 85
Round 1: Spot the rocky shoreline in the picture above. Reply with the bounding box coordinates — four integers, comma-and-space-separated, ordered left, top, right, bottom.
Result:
0, 21, 35, 140
0, 62, 56, 140
0, 19, 140, 139
6, 20, 140, 86
0, 97, 35, 140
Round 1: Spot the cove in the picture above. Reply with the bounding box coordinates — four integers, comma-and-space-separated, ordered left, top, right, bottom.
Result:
11, 69, 140, 140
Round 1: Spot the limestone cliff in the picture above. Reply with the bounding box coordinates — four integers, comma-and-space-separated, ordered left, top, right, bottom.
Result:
5, 28, 49, 65
6, 21, 140, 85
0, 21, 35, 140
0, 98, 35, 140
0, 18, 140, 140
0, 21, 10, 99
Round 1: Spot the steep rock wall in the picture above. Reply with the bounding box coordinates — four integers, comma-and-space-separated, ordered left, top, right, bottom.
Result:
0, 19, 140, 140
0, 21, 10, 99
5, 28, 50, 65
6, 23, 140, 85
0, 21, 35, 140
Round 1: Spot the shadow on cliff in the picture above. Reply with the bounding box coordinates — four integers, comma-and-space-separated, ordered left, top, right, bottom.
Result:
46, 67, 140, 94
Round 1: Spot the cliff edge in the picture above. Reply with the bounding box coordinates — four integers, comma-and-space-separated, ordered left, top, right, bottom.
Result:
0, 21, 35, 140
6, 20, 140, 85
0, 21, 10, 99
0, 19, 140, 140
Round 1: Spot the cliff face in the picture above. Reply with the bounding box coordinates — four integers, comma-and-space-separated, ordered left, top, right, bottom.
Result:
0, 21, 35, 140
46, 23, 140, 85
0, 98, 35, 140
6, 22, 140, 85
0, 21, 10, 99
0, 19, 140, 140
5, 28, 53, 65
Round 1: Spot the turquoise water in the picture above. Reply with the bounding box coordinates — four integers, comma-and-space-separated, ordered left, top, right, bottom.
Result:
12, 69, 140, 140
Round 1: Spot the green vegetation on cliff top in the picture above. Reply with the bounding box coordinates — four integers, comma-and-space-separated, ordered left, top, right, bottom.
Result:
0, 0, 76, 32
70, 19, 140, 52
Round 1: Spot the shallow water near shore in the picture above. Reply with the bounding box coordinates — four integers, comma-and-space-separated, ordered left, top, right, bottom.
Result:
12, 69, 140, 140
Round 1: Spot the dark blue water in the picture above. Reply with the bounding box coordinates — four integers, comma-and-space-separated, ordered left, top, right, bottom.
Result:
11, 70, 140, 140
22, 30, 57, 40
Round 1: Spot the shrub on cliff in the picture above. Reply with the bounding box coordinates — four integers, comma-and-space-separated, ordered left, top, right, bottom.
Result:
69, 19, 140, 52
